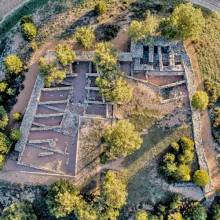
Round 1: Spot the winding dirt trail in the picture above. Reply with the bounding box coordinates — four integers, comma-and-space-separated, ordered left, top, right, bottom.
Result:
9, 41, 57, 124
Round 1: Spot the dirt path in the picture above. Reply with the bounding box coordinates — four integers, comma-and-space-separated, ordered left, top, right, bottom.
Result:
9, 41, 57, 125
189, 0, 220, 12
185, 40, 220, 191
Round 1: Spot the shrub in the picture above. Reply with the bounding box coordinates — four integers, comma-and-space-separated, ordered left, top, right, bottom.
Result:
4, 55, 23, 75
0, 154, 5, 170
135, 210, 148, 220
192, 91, 209, 110
128, 12, 158, 42
39, 58, 66, 87
162, 161, 177, 177
21, 22, 37, 41
170, 142, 180, 152
0, 132, 11, 155
103, 120, 143, 159
163, 153, 176, 163
55, 44, 76, 66
193, 169, 209, 187
211, 204, 220, 220
167, 212, 183, 220
75, 26, 95, 49
179, 136, 194, 152
175, 164, 191, 182
1, 202, 37, 220
10, 129, 22, 141
94, 1, 107, 15
184, 204, 207, 220
12, 112, 22, 122
0, 106, 9, 129
0, 81, 8, 92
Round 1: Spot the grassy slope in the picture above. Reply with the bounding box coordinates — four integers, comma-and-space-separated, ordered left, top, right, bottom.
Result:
194, 13, 220, 82
123, 125, 191, 205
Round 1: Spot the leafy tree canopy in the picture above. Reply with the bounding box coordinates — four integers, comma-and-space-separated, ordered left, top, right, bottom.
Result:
21, 22, 37, 41
135, 210, 148, 220
103, 120, 143, 159
75, 26, 95, 49
4, 55, 23, 75
0, 106, 9, 129
1, 202, 37, 220
162, 3, 205, 40
55, 44, 76, 66
193, 169, 209, 187
192, 91, 209, 110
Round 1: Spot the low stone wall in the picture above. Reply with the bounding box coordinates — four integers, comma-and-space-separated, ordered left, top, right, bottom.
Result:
15, 75, 43, 154
182, 48, 213, 195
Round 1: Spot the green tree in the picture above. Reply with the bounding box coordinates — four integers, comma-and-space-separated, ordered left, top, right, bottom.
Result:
0, 154, 5, 169
1, 202, 37, 220
0, 81, 8, 92
128, 13, 158, 42
46, 179, 81, 218
175, 164, 191, 182
163, 3, 205, 40
4, 55, 23, 75
0, 132, 11, 155
12, 112, 22, 122
55, 44, 76, 66
21, 22, 37, 41
185, 204, 207, 220
179, 136, 194, 152
10, 129, 22, 142
94, 0, 107, 15
168, 212, 183, 220
75, 26, 95, 49
103, 120, 143, 159
192, 91, 209, 110
102, 171, 127, 209
0, 106, 9, 129
39, 58, 66, 87
94, 42, 118, 74
193, 169, 209, 187
211, 204, 220, 220
135, 210, 148, 220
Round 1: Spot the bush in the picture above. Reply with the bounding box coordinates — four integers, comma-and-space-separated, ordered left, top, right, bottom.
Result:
0, 154, 5, 170
0, 132, 11, 154
128, 12, 158, 42
0, 106, 9, 129
184, 204, 207, 220
94, 1, 107, 15
175, 164, 191, 182
103, 120, 143, 159
4, 55, 23, 75
192, 91, 209, 110
193, 169, 209, 187
1, 202, 37, 220
167, 212, 183, 220
39, 58, 66, 87
170, 142, 180, 152
211, 204, 220, 220
0, 81, 8, 92
12, 112, 22, 122
55, 44, 76, 66
135, 210, 148, 220
75, 26, 95, 49
21, 22, 37, 41
10, 129, 22, 141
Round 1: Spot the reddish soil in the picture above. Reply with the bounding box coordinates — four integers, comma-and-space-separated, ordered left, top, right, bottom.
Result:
148, 75, 184, 86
